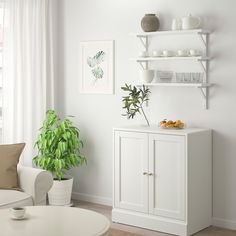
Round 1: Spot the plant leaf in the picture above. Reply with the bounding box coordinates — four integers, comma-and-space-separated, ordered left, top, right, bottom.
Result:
94, 51, 105, 65
87, 57, 96, 68
92, 67, 104, 79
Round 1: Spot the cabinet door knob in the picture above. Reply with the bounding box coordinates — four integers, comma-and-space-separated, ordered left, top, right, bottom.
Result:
143, 172, 148, 175
148, 173, 153, 176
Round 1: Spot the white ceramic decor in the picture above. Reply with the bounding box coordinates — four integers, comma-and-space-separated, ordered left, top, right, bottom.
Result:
152, 50, 161, 57
162, 50, 174, 57
10, 207, 26, 219
189, 49, 202, 56
48, 177, 73, 206
139, 51, 148, 57
171, 18, 182, 30
177, 49, 189, 57
182, 14, 201, 30
140, 70, 154, 83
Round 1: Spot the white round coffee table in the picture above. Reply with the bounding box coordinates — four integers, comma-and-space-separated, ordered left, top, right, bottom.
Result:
0, 206, 110, 236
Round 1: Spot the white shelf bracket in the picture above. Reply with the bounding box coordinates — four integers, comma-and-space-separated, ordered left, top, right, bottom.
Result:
199, 87, 206, 98
198, 87, 209, 109
137, 36, 148, 51
138, 61, 145, 70
137, 61, 148, 70
198, 33, 207, 47
198, 60, 206, 72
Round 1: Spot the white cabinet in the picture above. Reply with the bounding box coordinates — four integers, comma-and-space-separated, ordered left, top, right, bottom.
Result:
112, 126, 212, 236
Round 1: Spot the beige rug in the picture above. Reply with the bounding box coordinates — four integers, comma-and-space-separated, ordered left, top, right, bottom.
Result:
107, 228, 140, 236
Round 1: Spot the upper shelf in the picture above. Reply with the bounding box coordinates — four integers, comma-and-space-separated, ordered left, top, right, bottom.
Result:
130, 56, 210, 62
131, 29, 211, 37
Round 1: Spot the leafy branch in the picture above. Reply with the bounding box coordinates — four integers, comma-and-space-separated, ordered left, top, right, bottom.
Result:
121, 84, 150, 126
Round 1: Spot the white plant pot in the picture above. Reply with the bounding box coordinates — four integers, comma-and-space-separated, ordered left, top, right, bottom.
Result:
140, 70, 154, 83
48, 177, 73, 206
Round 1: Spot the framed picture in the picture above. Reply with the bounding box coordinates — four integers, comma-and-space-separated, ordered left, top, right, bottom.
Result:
79, 40, 114, 94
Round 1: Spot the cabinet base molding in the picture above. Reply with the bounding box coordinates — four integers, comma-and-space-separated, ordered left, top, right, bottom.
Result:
112, 208, 212, 236
112, 208, 189, 236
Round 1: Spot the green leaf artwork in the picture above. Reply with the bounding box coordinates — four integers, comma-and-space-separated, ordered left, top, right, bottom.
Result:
87, 50, 106, 83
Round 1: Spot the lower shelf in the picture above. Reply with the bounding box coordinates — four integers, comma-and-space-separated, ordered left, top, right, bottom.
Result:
136, 82, 213, 109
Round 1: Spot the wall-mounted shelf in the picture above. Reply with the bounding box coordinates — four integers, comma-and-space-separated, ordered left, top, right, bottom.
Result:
136, 82, 212, 105
130, 56, 210, 62
131, 29, 210, 37
136, 82, 212, 88
131, 29, 210, 50
131, 56, 210, 74
130, 28, 211, 109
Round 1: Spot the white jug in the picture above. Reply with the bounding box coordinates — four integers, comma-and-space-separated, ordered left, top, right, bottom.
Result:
171, 18, 182, 30
182, 14, 201, 30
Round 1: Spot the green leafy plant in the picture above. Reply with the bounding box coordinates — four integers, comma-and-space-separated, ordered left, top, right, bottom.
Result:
121, 84, 150, 126
33, 110, 86, 180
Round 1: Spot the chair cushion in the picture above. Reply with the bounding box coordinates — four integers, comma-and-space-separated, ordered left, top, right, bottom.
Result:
0, 189, 33, 209
0, 143, 25, 189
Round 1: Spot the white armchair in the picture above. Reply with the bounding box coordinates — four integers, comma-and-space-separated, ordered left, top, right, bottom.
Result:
0, 166, 53, 209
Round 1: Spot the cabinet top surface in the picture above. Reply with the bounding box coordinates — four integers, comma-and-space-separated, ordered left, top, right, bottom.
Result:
114, 125, 211, 135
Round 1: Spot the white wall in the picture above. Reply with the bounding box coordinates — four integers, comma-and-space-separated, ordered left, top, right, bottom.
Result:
57, 0, 236, 229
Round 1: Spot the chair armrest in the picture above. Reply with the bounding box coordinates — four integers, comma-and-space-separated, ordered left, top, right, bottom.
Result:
17, 165, 53, 205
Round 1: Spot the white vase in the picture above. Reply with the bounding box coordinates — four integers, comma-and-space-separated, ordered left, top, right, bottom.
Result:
140, 70, 154, 83
48, 177, 73, 206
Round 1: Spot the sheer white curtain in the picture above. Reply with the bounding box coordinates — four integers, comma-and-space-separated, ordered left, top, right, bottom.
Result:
2, 0, 56, 166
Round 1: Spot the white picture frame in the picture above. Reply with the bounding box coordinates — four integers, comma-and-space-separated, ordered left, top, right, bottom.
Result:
79, 40, 114, 94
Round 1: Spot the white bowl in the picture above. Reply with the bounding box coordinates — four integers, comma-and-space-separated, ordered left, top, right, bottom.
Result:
162, 50, 174, 57
140, 70, 154, 83
189, 49, 201, 56
152, 50, 162, 57
177, 50, 188, 57
139, 51, 149, 57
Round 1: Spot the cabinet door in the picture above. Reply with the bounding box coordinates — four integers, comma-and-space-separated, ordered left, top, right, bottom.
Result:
114, 131, 149, 213
149, 134, 186, 220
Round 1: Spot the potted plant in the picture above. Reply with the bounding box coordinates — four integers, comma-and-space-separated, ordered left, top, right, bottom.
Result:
121, 84, 150, 126
33, 110, 86, 206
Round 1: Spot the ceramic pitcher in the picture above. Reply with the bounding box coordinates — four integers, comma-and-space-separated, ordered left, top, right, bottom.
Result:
182, 14, 201, 30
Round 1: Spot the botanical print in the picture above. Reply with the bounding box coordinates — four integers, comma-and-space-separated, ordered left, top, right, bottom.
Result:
87, 51, 106, 84
79, 40, 114, 94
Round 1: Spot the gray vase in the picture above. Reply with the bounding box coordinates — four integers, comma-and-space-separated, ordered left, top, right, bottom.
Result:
141, 14, 160, 32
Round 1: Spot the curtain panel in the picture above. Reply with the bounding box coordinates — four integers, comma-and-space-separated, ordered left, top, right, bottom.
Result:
2, 0, 56, 165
